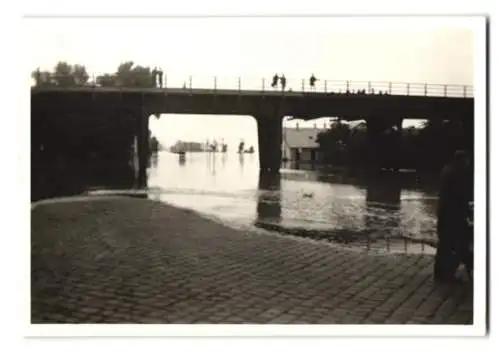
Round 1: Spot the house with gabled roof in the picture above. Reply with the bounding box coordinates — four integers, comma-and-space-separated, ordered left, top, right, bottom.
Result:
282, 124, 329, 163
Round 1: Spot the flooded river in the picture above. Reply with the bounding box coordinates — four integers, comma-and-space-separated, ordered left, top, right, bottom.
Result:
147, 151, 438, 254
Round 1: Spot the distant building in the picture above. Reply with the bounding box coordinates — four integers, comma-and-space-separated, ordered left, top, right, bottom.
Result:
169, 140, 204, 153
282, 124, 328, 163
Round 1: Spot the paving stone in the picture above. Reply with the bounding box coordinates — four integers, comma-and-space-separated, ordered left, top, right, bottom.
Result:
31, 198, 473, 325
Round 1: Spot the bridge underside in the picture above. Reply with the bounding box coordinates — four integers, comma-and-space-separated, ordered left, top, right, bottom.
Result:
31, 89, 474, 188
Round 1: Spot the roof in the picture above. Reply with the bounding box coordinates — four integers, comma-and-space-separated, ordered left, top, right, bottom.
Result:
283, 127, 327, 149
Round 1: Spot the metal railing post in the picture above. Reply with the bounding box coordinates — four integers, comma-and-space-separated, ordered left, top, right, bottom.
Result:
388, 82, 392, 94
368, 81, 371, 92
324, 80, 327, 93
444, 85, 447, 97
91, 73, 95, 100
189, 76, 192, 92
262, 78, 265, 92
238, 77, 241, 92
301, 79, 305, 93
214, 76, 217, 91
424, 83, 427, 96
463, 85, 467, 97
346, 80, 350, 92
406, 83, 410, 95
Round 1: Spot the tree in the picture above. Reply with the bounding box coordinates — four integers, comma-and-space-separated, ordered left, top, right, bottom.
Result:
96, 74, 117, 87
316, 120, 354, 165
31, 69, 54, 86
94, 61, 154, 88
32, 62, 90, 87
53, 62, 75, 87
115, 61, 153, 87
72, 64, 89, 86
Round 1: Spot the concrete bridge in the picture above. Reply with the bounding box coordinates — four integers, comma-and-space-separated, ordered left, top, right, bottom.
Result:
31, 78, 474, 189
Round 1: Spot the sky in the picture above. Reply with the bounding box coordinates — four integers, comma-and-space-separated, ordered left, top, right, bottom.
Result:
25, 17, 476, 150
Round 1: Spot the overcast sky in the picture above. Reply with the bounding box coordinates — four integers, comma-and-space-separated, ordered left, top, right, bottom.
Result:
25, 17, 476, 149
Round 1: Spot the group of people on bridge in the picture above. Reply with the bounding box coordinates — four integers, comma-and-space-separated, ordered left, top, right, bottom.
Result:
271, 73, 318, 91
151, 67, 164, 88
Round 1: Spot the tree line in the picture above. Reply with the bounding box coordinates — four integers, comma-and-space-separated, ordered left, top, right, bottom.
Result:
316, 118, 472, 173
32, 61, 155, 88
31, 61, 163, 200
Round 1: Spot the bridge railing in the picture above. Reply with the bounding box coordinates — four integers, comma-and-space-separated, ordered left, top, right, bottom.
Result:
33, 72, 474, 98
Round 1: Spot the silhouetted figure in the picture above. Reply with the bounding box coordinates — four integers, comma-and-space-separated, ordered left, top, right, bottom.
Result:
271, 73, 279, 88
309, 74, 317, 90
34, 68, 41, 86
238, 141, 245, 154
280, 75, 287, 91
151, 67, 159, 87
434, 150, 473, 282
158, 68, 164, 88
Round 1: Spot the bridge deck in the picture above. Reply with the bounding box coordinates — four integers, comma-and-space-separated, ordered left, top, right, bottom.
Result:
31, 85, 473, 100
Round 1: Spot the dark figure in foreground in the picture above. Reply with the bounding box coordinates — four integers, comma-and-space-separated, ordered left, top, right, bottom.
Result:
271, 73, 279, 88
280, 75, 287, 90
434, 150, 473, 282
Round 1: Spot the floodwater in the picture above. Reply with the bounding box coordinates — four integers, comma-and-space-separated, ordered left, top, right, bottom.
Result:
147, 151, 439, 254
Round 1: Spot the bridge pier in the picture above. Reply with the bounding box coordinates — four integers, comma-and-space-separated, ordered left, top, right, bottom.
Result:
136, 113, 150, 189
366, 117, 403, 170
255, 115, 283, 173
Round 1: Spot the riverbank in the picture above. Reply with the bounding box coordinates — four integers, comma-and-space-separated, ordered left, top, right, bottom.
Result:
31, 196, 471, 324
254, 221, 436, 255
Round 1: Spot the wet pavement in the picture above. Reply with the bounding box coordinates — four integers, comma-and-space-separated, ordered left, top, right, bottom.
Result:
31, 197, 473, 324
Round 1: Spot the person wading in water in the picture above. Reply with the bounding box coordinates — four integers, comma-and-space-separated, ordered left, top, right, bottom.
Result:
434, 150, 473, 282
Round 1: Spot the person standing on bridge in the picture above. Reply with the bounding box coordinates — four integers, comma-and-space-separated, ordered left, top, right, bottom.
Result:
271, 73, 279, 89
151, 67, 159, 87
158, 67, 164, 88
309, 74, 317, 90
280, 74, 287, 91
34, 68, 42, 86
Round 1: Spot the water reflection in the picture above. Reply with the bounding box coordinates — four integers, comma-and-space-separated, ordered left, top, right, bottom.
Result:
178, 153, 186, 166
238, 153, 245, 173
148, 151, 439, 249
256, 172, 282, 223
364, 174, 402, 237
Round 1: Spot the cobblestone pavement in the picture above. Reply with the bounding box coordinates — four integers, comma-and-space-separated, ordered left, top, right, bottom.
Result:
31, 197, 473, 324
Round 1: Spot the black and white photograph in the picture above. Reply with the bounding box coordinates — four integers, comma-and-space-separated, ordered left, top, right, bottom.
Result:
24, 11, 487, 339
